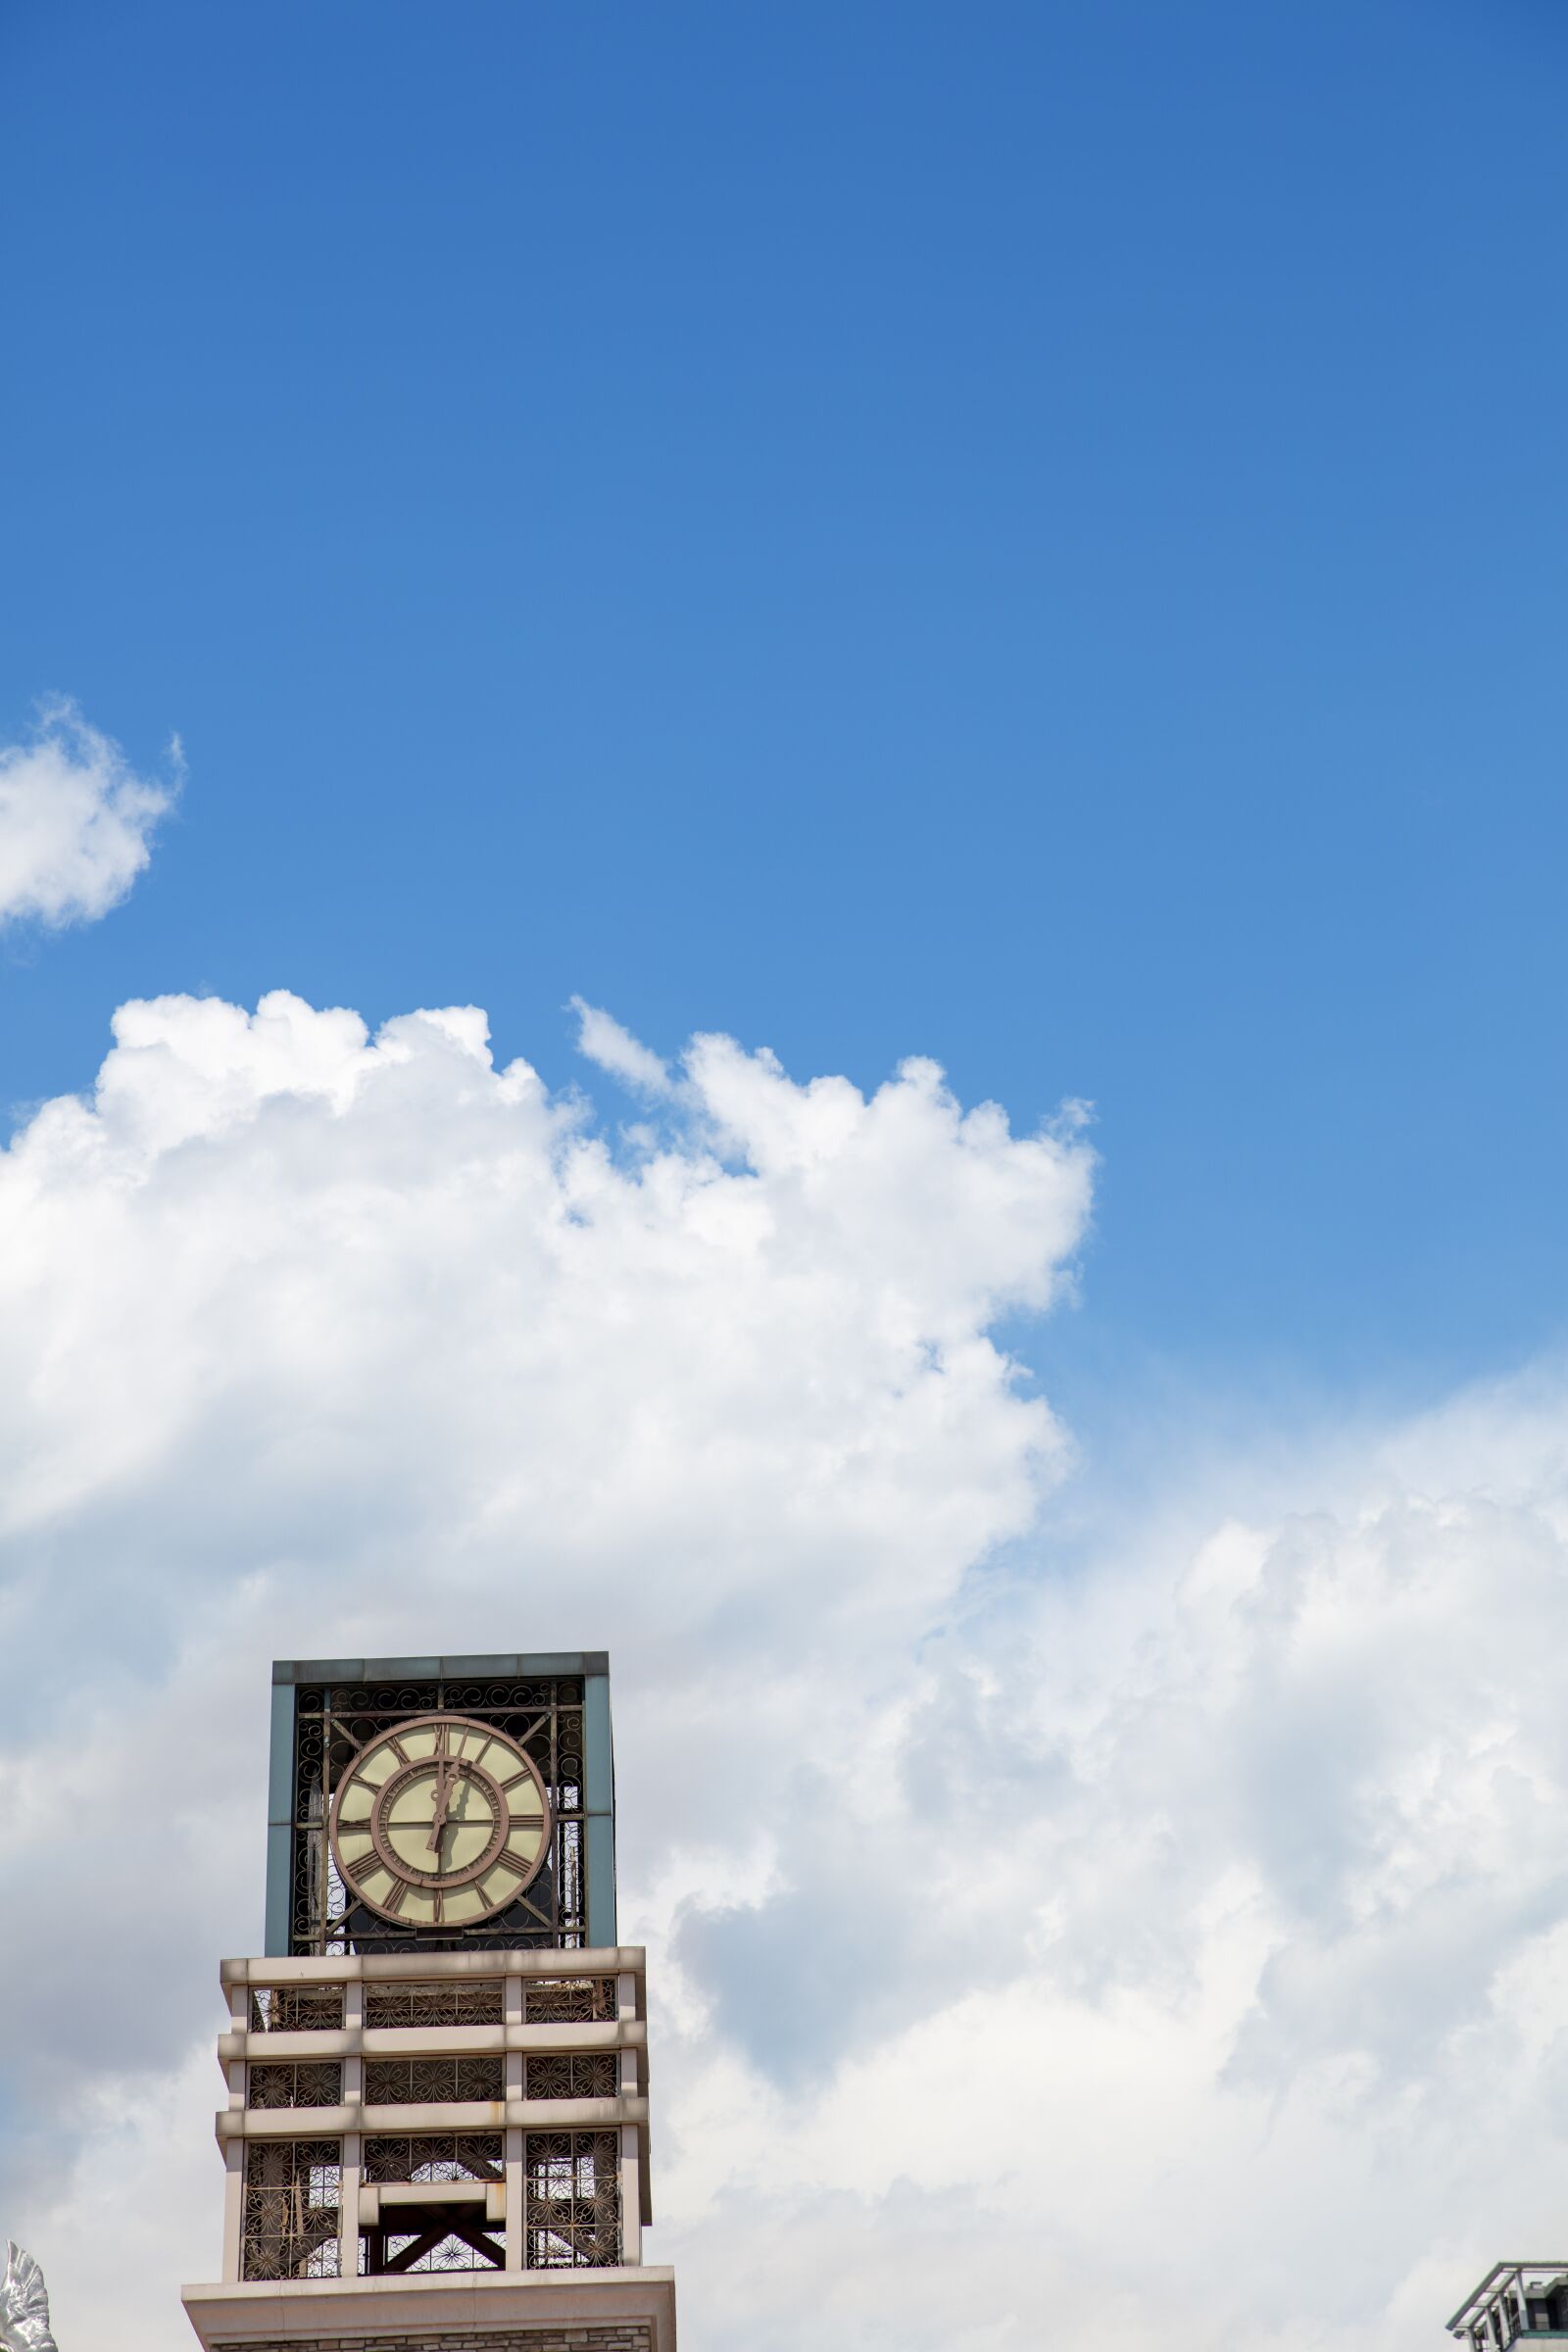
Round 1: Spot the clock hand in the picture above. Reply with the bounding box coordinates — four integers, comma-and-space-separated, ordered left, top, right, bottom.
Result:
427, 1759, 457, 1853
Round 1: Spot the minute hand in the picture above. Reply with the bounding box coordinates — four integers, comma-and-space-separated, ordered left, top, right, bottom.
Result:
427, 1761, 457, 1852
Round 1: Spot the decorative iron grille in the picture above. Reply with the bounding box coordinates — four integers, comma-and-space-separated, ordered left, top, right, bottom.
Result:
241, 2139, 341, 2280
249, 1985, 345, 2033
524, 2053, 618, 2100
525, 1976, 618, 2023
359, 2134, 506, 2277
247, 2061, 344, 2110
364, 2055, 505, 2107
362, 2221, 501, 2276
289, 1675, 586, 1956
363, 2133, 504, 2184
364, 1979, 505, 2030
523, 2131, 620, 2268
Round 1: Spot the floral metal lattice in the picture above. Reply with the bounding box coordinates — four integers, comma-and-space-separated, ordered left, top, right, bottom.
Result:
363, 1979, 505, 2030
363, 2133, 504, 2183
523, 2131, 620, 2268
241, 2138, 342, 2280
364, 2055, 505, 2106
359, 2132, 506, 2276
362, 2221, 501, 2276
247, 2060, 344, 2109
524, 2053, 618, 2100
249, 1984, 345, 2033
525, 1976, 618, 2024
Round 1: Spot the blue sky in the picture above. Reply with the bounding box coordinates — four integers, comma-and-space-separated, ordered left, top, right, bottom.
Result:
5, 0, 1567, 1437
8, 10, 1568, 2347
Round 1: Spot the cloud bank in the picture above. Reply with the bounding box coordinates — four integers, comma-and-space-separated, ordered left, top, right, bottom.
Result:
0, 700, 175, 929
1, 995, 1562, 2351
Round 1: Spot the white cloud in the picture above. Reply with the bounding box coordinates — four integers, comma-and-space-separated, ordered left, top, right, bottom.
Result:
3, 994, 1565, 2352
0, 699, 175, 930
570, 994, 675, 1097
0, 992, 1088, 2348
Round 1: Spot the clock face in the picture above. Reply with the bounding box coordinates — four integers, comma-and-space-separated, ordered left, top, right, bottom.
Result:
328, 1712, 552, 1929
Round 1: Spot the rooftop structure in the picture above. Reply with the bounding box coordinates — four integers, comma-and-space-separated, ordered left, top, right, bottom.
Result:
1448, 2264, 1568, 2348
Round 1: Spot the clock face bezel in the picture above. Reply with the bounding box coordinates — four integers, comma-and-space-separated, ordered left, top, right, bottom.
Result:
328, 1709, 553, 1929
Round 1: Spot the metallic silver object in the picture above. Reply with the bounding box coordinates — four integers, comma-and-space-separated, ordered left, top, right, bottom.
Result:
0, 2243, 57, 2352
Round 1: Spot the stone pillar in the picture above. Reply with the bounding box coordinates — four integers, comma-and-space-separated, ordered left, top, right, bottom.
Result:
617, 1970, 641, 2264
221, 1979, 248, 2280
339, 1976, 364, 2283
505, 1966, 525, 2270
220, 2139, 245, 2284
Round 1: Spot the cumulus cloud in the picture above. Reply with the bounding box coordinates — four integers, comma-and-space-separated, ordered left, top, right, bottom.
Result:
2, 994, 1562, 2352
652, 1397, 1568, 2352
0, 992, 1088, 2346
0, 699, 176, 929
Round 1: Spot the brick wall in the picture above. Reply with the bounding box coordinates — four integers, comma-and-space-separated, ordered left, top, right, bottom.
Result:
212, 2331, 653, 2352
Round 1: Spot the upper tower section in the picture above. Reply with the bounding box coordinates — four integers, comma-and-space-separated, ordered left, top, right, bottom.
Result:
267, 1655, 616, 1957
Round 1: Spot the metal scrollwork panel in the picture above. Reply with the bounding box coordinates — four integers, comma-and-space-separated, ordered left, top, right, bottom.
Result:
363, 1979, 505, 2031
248, 2061, 344, 2110
240, 2141, 342, 2281
522, 2131, 621, 2269
363, 2056, 505, 2107
524, 2053, 618, 2099
524, 1975, 617, 2023
290, 1677, 588, 1955
363, 2133, 504, 2184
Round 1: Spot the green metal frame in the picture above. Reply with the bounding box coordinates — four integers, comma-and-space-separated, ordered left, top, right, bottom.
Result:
265, 1654, 616, 1956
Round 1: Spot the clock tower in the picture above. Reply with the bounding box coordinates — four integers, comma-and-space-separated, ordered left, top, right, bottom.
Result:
181, 1654, 676, 2352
